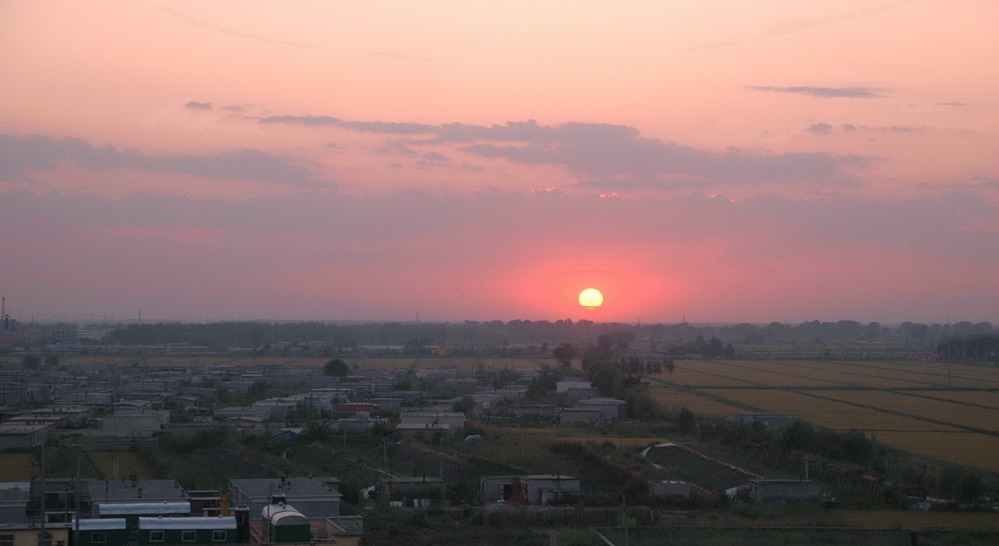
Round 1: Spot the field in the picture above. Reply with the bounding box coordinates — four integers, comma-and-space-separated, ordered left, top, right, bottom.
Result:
0, 453, 36, 481
647, 359, 999, 471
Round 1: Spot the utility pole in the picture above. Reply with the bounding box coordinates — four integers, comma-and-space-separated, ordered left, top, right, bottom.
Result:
38, 446, 48, 546
74, 446, 81, 542
622, 493, 630, 546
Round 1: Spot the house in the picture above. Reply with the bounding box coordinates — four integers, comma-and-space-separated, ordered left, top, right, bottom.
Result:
398, 411, 465, 437
558, 407, 602, 425
229, 477, 342, 521
479, 475, 518, 503
376, 476, 444, 507
84, 479, 190, 512
0, 482, 31, 524
101, 410, 169, 432
213, 406, 271, 422
748, 479, 821, 503
96, 502, 192, 535
555, 380, 593, 393
556, 380, 600, 399
573, 398, 626, 421
261, 502, 311, 543
0, 424, 48, 449
137, 516, 240, 545
394, 422, 451, 440
74, 518, 126, 546
728, 413, 798, 429
336, 412, 386, 433
648, 480, 692, 499
514, 475, 581, 505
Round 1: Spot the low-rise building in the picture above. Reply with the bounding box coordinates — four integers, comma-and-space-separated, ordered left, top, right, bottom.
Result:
748, 479, 821, 503
230, 477, 342, 521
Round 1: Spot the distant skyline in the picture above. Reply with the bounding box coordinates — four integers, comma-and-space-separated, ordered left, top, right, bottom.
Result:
1, 1, 997, 324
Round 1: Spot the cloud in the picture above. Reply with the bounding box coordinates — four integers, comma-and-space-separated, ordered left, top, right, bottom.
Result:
973, 177, 999, 189
688, 0, 914, 52
260, 115, 437, 134
0, 134, 336, 188
367, 50, 431, 63
462, 134, 867, 187
807, 123, 834, 135
810, 123, 920, 135
749, 86, 888, 98
421, 152, 449, 163
259, 115, 867, 187
184, 101, 213, 110
576, 176, 712, 191
156, 6, 310, 49
937, 102, 967, 107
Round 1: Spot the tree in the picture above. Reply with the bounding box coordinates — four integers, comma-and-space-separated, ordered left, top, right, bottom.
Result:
22, 355, 41, 369
678, 407, 697, 433
708, 337, 724, 358
452, 395, 475, 416
664, 359, 675, 378
552, 343, 578, 368
323, 358, 349, 377
839, 429, 873, 464
44, 356, 59, 367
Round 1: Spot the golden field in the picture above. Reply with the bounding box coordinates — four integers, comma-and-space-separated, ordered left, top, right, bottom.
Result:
649, 360, 999, 471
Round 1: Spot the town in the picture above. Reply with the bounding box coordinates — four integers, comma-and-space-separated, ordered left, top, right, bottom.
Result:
1, 319, 997, 545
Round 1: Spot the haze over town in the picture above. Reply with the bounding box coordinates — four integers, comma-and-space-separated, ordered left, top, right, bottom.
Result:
1, 1, 997, 324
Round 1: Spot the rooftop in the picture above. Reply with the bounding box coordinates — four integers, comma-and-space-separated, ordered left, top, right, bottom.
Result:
230, 477, 341, 500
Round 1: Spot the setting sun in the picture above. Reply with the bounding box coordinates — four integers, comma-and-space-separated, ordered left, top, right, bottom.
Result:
578, 288, 604, 309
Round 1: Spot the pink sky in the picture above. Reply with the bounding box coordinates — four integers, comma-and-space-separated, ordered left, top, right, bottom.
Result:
1, 1, 997, 324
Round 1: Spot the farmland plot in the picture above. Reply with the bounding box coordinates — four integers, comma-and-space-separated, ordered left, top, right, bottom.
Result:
700, 388, 957, 433
647, 386, 746, 416
825, 390, 999, 433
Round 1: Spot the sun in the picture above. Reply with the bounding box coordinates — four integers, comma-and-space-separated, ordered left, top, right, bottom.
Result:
578, 288, 604, 309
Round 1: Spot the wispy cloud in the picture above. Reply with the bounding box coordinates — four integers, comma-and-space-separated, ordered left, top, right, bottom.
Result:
0, 134, 336, 188
688, 0, 914, 52
156, 6, 310, 49
259, 115, 868, 187
809, 123, 922, 135
807, 123, 834, 135
185, 101, 213, 110
367, 50, 431, 63
749, 86, 888, 98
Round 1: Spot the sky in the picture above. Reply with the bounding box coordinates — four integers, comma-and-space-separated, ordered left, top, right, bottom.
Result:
1, 0, 997, 324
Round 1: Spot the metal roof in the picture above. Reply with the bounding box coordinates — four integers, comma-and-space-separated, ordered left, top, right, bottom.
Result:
261, 504, 307, 525
138, 516, 237, 530
98, 502, 190, 515
76, 518, 127, 530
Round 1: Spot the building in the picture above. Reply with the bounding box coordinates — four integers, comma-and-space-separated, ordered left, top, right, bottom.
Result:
375, 476, 444, 508
398, 411, 465, 438
573, 398, 626, 421
229, 477, 341, 520
748, 479, 821, 503
0, 424, 48, 449
481, 475, 581, 505
648, 480, 692, 499
137, 516, 239, 545
260, 502, 311, 543
558, 407, 602, 425
101, 410, 169, 432
728, 413, 798, 429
